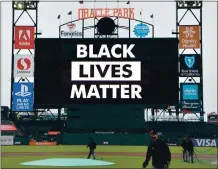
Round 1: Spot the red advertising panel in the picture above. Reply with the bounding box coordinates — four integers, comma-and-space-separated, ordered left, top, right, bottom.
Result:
48, 131, 60, 135
0, 125, 17, 131
29, 141, 57, 146
14, 26, 35, 49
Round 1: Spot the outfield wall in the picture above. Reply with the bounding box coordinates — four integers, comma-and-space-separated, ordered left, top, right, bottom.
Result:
62, 133, 151, 145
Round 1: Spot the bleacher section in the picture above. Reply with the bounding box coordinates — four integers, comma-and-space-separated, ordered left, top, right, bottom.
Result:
14, 120, 65, 141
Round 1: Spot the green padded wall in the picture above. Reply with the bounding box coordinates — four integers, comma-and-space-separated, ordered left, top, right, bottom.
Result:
14, 137, 29, 145
63, 133, 151, 145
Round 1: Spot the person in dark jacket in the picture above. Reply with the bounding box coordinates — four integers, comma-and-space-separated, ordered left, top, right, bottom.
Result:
186, 137, 194, 163
143, 131, 171, 169
181, 136, 188, 162
87, 137, 96, 159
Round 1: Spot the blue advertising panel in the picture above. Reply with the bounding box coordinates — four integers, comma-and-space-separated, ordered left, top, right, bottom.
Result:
179, 54, 202, 77
12, 82, 34, 111
180, 83, 201, 113
180, 83, 199, 100
133, 23, 150, 38
192, 138, 217, 147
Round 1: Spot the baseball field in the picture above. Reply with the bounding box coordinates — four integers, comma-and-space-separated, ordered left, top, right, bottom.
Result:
1, 145, 217, 168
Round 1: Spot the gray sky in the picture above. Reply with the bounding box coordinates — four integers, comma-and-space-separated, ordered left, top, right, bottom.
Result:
0, 1, 217, 119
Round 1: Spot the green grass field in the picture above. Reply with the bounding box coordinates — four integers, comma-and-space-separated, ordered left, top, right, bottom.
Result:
1, 145, 217, 168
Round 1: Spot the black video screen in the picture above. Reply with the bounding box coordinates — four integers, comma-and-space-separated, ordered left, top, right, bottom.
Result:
34, 38, 178, 107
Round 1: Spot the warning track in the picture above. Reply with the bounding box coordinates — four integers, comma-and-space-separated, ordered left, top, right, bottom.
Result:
2, 152, 217, 160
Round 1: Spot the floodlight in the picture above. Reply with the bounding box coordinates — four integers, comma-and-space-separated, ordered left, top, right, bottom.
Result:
178, 1, 202, 8
178, 1, 185, 7
13, 1, 38, 10
185, 1, 195, 7
13, 1, 25, 9
17, 3, 24, 9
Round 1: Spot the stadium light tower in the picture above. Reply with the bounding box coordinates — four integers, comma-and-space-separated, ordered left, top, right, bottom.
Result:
10, 1, 39, 120
176, 1, 204, 122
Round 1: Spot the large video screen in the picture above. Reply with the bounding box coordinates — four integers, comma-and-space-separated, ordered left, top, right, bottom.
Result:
34, 38, 178, 107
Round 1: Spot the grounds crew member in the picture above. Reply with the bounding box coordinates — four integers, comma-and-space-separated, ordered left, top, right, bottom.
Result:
87, 137, 97, 159
181, 135, 188, 162
142, 131, 171, 169
187, 137, 194, 163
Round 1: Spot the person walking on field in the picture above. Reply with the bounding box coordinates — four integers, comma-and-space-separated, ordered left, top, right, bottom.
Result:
181, 135, 188, 162
186, 137, 194, 163
142, 131, 171, 169
87, 137, 97, 160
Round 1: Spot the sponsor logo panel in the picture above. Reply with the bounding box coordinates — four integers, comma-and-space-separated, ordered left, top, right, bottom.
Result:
192, 138, 217, 147
180, 54, 202, 77
14, 26, 35, 49
179, 25, 200, 49
12, 83, 34, 111
0, 136, 14, 145
14, 54, 34, 77
133, 23, 150, 38
60, 23, 82, 38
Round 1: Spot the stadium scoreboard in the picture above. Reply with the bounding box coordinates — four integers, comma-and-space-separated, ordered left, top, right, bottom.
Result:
34, 38, 178, 107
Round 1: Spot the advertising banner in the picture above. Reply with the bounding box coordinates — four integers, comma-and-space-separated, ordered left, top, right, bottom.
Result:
14, 26, 35, 49
180, 83, 201, 113
180, 100, 201, 113
179, 25, 200, 49
133, 23, 150, 38
12, 82, 34, 111
48, 131, 60, 135
29, 141, 57, 146
60, 23, 82, 38
0, 125, 17, 131
192, 138, 217, 147
0, 136, 14, 145
179, 54, 202, 77
14, 54, 34, 77
180, 83, 200, 101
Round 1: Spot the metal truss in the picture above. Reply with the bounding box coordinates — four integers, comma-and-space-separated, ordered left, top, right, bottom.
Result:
59, 17, 154, 38
176, 1, 203, 122
10, 1, 60, 121
150, 1, 203, 122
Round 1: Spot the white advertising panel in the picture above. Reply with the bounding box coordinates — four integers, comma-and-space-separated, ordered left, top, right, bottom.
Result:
14, 54, 34, 77
0, 136, 14, 145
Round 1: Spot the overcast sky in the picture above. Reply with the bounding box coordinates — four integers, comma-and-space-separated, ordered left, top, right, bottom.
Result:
0, 1, 217, 120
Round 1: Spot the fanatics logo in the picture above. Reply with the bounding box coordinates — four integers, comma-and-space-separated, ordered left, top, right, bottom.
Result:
68, 23, 76, 31
14, 26, 35, 49
60, 23, 82, 37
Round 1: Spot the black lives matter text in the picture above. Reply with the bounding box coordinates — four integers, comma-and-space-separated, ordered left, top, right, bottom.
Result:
70, 44, 142, 99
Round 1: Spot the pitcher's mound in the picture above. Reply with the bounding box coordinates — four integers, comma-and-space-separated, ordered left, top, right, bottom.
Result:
20, 158, 115, 167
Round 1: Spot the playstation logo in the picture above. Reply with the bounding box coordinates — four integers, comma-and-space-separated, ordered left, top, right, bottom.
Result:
15, 84, 31, 97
